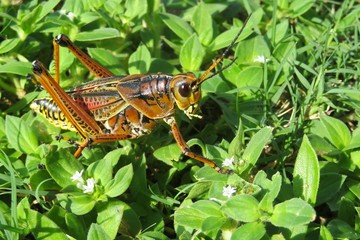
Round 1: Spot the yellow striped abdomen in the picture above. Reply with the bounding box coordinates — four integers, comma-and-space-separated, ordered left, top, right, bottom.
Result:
30, 98, 76, 131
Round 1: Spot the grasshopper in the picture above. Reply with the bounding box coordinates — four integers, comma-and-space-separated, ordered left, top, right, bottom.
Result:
31, 15, 251, 173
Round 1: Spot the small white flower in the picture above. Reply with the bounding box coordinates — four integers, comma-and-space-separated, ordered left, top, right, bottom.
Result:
67, 12, 75, 21
222, 156, 235, 169
83, 178, 98, 194
254, 55, 270, 64
223, 185, 237, 198
71, 170, 84, 184
59, 9, 66, 15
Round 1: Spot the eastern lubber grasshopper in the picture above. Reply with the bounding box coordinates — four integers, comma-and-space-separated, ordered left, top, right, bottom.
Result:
31, 15, 251, 174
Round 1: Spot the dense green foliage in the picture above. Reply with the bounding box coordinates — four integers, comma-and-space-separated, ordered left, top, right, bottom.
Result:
0, 0, 359, 239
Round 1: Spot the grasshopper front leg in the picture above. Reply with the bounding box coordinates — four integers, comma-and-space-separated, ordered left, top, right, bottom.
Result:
165, 117, 232, 174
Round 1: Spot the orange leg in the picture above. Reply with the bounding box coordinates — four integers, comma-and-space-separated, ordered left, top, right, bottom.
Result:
54, 34, 114, 79
165, 117, 231, 174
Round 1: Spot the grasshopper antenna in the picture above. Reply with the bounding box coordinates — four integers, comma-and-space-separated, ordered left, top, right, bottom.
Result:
197, 13, 252, 85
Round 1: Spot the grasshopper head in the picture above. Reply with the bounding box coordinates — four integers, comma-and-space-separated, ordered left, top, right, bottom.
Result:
171, 73, 202, 119
171, 15, 251, 119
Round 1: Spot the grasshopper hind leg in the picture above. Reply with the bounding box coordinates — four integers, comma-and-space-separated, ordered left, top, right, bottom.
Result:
164, 116, 232, 174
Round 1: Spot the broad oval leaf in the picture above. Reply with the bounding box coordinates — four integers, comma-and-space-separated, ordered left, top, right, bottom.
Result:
316, 173, 346, 206
269, 198, 316, 228
5, 115, 38, 154
124, 0, 147, 20
104, 164, 133, 197
96, 200, 125, 239
320, 114, 351, 150
180, 34, 204, 72
221, 195, 260, 222
57, 193, 96, 215
235, 35, 271, 64
293, 135, 319, 205
174, 200, 223, 230
87, 158, 113, 186
88, 48, 125, 75
159, 13, 193, 41
153, 143, 181, 166
192, 2, 213, 45
128, 44, 151, 74
87, 223, 112, 240
46, 149, 83, 188
25, 208, 68, 240
231, 222, 266, 240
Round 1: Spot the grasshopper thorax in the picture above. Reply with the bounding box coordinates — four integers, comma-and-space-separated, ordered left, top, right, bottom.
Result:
171, 73, 202, 119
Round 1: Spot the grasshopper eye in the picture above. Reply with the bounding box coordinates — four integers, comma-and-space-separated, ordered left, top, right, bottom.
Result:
179, 83, 191, 97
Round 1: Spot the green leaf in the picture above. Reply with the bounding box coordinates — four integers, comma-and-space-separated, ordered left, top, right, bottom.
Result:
320, 114, 351, 149
255, 171, 282, 212
174, 200, 223, 230
188, 182, 212, 199
45, 149, 83, 188
347, 127, 360, 150
124, 0, 147, 20
79, 12, 101, 25
201, 216, 226, 233
317, 173, 346, 206
228, 118, 244, 159
6, 92, 38, 114
149, 58, 178, 74
57, 193, 96, 215
104, 164, 133, 197
269, 198, 316, 228
153, 143, 181, 166
87, 223, 111, 240
231, 222, 266, 240
87, 158, 113, 186
209, 22, 253, 51
293, 135, 319, 205
118, 203, 142, 236
0, 38, 21, 54
25, 208, 68, 239
128, 44, 151, 74
5, 115, 38, 154
38, 0, 61, 22
138, 231, 169, 240
88, 48, 125, 75
0, 61, 32, 76
65, 212, 87, 240
239, 126, 273, 174
320, 225, 334, 240
179, 34, 204, 72
232, 66, 263, 92
308, 134, 337, 155
327, 219, 358, 239
97, 200, 124, 239
159, 13, 193, 41
338, 197, 355, 226
289, 0, 315, 17
76, 28, 120, 41
221, 195, 260, 222
235, 35, 271, 64
192, 2, 213, 45
347, 179, 360, 201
